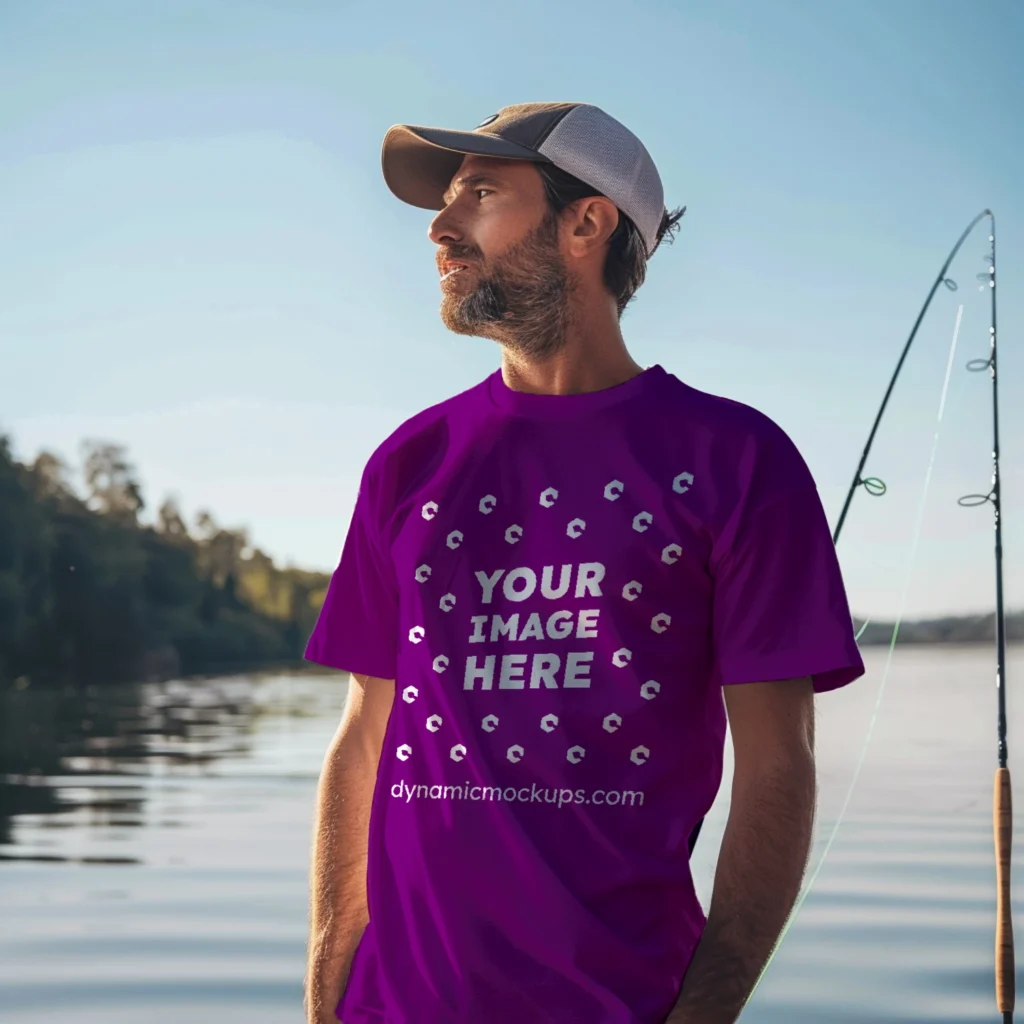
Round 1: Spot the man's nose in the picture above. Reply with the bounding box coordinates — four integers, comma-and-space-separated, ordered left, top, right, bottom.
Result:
428, 206, 462, 246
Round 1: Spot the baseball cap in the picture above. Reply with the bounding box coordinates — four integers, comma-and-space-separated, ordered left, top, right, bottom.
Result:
380, 102, 667, 257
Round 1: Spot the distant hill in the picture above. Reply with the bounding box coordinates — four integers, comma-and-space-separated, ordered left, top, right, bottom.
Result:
853, 610, 1024, 646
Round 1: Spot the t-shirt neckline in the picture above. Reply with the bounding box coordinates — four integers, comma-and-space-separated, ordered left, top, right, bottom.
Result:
487, 364, 666, 419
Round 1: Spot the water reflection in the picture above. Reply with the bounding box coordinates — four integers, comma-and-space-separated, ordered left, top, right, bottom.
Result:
0, 674, 329, 863
1, 649, 1023, 1022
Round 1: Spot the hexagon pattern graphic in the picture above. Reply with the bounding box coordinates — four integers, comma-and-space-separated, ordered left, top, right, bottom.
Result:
673, 472, 694, 494
439, 593, 456, 612
566, 745, 585, 764
402, 686, 418, 704
414, 564, 431, 583
566, 518, 586, 539
421, 502, 438, 521
505, 524, 523, 545
479, 494, 497, 515
426, 715, 442, 732
632, 511, 653, 533
661, 544, 682, 565
622, 580, 642, 601
603, 479, 624, 501
603, 713, 622, 733
540, 713, 558, 732
408, 626, 426, 644
481, 714, 499, 732
507, 744, 524, 763
612, 648, 632, 667
651, 613, 671, 634
396, 744, 412, 761
446, 530, 463, 550
631, 745, 650, 765
431, 655, 449, 674
640, 680, 661, 700
450, 744, 467, 762
539, 487, 558, 507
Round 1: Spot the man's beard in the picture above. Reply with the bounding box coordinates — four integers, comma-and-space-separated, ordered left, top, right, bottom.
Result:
439, 212, 576, 361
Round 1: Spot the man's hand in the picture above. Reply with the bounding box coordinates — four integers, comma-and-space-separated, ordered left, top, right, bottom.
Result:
666, 676, 816, 1023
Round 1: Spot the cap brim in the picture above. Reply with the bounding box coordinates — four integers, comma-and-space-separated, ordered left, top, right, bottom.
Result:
381, 124, 547, 211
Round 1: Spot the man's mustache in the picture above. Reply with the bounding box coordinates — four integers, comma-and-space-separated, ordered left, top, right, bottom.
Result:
436, 245, 483, 269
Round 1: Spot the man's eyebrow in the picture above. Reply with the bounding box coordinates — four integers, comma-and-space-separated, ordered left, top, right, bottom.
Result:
442, 173, 502, 206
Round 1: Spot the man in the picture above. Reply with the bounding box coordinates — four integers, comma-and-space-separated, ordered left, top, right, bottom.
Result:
304, 102, 864, 1024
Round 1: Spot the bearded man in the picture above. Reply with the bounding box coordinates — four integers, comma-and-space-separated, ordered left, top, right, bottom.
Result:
303, 102, 864, 1024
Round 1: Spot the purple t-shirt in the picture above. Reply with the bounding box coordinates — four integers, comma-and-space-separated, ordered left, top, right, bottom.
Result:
306, 364, 864, 1024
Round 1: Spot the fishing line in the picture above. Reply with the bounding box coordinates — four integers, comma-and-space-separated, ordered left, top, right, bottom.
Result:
745, 302, 966, 1003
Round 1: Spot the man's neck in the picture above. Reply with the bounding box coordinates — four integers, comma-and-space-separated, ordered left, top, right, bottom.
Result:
499, 306, 644, 397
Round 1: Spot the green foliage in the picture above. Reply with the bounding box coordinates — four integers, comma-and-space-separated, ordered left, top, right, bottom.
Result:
0, 433, 330, 688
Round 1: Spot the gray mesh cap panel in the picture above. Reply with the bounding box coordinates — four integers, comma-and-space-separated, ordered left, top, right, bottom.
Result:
537, 104, 665, 256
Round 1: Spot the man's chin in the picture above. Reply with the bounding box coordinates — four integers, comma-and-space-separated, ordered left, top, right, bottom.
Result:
439, 300, 500, 340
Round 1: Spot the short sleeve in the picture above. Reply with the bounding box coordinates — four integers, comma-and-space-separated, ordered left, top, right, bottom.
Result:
304, 464, 399, 679
711, 484, 865, 694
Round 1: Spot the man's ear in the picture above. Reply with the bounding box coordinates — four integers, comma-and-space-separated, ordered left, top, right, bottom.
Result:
564, 196, 619, 257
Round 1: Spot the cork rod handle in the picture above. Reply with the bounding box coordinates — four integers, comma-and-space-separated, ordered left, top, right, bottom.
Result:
995, 766, 1015, 1015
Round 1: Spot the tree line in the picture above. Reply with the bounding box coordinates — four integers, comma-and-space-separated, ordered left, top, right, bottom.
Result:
0, 433, 330, 689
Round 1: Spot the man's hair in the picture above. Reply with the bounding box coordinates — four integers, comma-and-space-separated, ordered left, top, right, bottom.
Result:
536, 162, 686, 317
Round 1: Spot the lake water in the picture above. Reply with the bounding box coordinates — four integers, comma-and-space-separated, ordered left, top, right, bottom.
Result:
2, 643, 1023, 1023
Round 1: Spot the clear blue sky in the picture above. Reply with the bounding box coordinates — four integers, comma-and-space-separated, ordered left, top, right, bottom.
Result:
1, 0, 1021, 621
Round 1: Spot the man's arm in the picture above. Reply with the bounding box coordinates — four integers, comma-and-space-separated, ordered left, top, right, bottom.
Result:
305, 672, 394, 1024
667, 676, 816, 1024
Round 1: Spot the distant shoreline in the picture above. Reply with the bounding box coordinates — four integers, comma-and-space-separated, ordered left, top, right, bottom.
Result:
852, 610, 1023, 646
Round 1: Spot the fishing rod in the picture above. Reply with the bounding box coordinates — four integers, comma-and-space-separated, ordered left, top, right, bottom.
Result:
964, 217, 1013, 1024
829, 209, 1012, 1022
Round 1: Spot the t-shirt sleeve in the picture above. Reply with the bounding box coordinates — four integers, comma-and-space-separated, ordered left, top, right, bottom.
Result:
710, 444, 865, 694
304, 462, 399, 679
